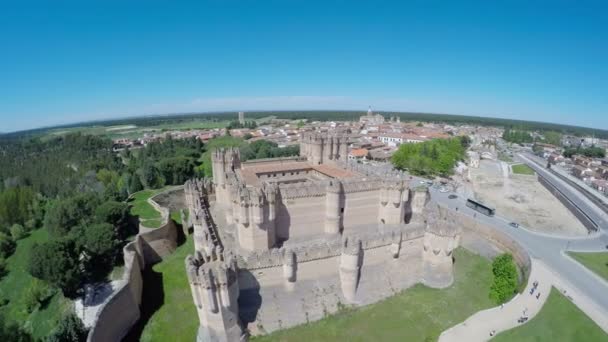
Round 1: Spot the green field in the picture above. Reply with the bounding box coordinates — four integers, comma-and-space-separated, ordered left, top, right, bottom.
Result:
511, 164, 535, 175
567, 252, 608, 282
0, 229, 70, 339
493, 287, 607, 342
254, 248, 494, 342
44, 120, 230, 140
138, 236, 198, 342
129, 190, 164, 228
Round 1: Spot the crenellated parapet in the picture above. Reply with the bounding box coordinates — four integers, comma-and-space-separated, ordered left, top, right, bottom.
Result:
409, 186, 431, 223
185, 178, 222, 253
379, 179, 409, 225
212, 148, 242, 206
339, 237, 362, 303
325, 180, 343, 235
232, 183, 278, 252
185, 248, 245, 342
300, 131, 349, 165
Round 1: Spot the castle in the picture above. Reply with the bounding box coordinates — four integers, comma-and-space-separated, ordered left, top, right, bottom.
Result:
184, 131, 461, 341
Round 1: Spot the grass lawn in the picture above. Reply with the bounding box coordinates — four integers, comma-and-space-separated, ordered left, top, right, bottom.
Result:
567, 252, 608, 282
129, 189, 163, 228
0, 228, 70, 339
254, 248, 495, 342
493, 287, 607, 342
511, 164, 535, 175
139, 236, 198, 342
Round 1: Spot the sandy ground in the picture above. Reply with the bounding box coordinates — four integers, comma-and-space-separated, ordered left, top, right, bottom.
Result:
465, 160, 587, 236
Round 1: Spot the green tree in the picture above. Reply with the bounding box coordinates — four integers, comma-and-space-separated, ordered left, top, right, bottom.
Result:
44, 193, 99, 237
391, 138, 466, 177
94, 201, 129, 227
0, 232, 15, 259
28, 239, 82, 298
46, 312, 87, 342
128, 173, 144, 194
489, 253, 518, 304
0, 187, 35, 227
542, 131, 562, 146
80, 223, 118, 281
9, 223, 26, 240
157, 156, 196, 185
0, 314, 32, 342
141, 163, 164, 188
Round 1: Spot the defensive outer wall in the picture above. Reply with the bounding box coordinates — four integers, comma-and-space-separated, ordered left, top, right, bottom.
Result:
86, 187, 181, 342
183, 146, 533, 341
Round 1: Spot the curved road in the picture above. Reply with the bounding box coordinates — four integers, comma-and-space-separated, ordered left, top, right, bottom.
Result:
430, 184, 608, 329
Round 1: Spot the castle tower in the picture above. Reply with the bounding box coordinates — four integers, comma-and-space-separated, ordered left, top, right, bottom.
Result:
408, 186, 430, 223
338, 134, 348, 161
323, 135, 334, 161
282, 248, 297, 283
339, 237, 362, 303
212, 148, 241, 206
421, 204, 460, 288
234, 186, 277, 252
185, 249, 245, 342
325, 180, 343, 235
311, 134, 324, 165
378, 180, 408, 225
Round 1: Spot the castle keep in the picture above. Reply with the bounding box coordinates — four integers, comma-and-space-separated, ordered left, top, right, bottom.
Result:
184, 132, 461, 341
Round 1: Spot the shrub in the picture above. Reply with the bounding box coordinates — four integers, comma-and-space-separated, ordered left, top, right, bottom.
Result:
0, 232, 15, 259
0, 258, 7, 279
46, 312, 87, 342
28, 239, 81, 298
489, 253, 518, 304
10, 224, 26, 240
23, 279, 55, 313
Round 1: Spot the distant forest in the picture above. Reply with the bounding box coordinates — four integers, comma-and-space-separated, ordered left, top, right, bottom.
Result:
3, 110, 608, 140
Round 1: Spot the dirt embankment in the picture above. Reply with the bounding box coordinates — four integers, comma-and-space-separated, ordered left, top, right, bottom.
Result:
467, 160, 587, 236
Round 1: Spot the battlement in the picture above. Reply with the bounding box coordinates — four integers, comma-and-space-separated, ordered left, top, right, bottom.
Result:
185, 248, 244, 342
185, 248, 238, 290
300, 131, 349, 164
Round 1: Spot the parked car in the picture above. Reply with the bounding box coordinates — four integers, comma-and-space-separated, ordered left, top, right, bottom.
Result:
448, 194, 458, 199
509, 222, 520, 228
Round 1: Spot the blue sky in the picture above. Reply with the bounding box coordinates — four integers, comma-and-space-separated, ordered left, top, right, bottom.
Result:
1, 1, 607, 132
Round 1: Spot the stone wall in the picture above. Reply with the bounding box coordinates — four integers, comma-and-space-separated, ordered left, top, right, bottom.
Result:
452, 209, 531, 282
86, 190, 180, 342
238, 224, 425, 270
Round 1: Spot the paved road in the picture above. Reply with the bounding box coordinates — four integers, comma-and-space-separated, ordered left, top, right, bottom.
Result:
430, 187, 608, 326
353, 160, 608, 321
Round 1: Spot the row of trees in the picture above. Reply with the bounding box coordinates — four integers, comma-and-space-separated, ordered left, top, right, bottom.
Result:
391, 137, 470, 177
563, 146, 606, 158
502, 129, 534, 144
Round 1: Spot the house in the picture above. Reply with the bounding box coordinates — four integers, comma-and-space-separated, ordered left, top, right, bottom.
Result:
597, 165, 608, 180
572, 155, 593, 168
378, 133, 426, 147
548, 153, 565, 165
591, 179, 608, 193
348, 148, 369, 161
572, 165, 594, 181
